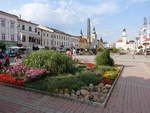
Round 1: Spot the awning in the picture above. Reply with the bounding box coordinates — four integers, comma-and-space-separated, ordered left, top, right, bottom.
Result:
0, 41, 17, 46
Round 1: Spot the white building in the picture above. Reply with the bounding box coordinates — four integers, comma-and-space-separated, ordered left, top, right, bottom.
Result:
17, 19, 40, 47
0, 11, 18, 43
135, 17, 150, 51
37, 25, 79, 50
37, 25, 54, 48
0, 10, 79, 50
116, 29, 128, 50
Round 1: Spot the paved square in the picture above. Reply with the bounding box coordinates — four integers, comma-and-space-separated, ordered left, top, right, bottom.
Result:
0, 55, 150, 113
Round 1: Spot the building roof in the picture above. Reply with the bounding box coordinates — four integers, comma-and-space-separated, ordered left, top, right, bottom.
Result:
145, 38, 150, 41
116, 40, 123, 42
0, 10, 18, 18
135, 37, 140, 40
37, 25, 54, 32
79, 37, 87, 43
18, 19, 38, 25
129, 40, 135, 42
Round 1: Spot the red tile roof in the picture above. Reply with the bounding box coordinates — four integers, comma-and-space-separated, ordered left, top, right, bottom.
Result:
145, 38, 150, 41
116, 40, 123, 42
79, 37, 87, 43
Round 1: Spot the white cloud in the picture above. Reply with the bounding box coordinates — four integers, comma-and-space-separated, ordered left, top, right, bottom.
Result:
129, 0, 148, 3
9, 1, 119, 26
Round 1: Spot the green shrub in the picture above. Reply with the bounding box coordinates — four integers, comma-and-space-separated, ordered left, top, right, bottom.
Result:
47, 75, 85, 92
78, 72, 102, 85
109, 48, 120, 53
23, 50, 74, 73
96, 65, 116, 72
95, 49, 114, 66
96, 48, 104, 52
25, 72, 102, 93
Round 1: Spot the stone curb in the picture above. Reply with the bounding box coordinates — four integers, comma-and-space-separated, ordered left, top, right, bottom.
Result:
102, 65, 124, 107
0, 65, 124, 108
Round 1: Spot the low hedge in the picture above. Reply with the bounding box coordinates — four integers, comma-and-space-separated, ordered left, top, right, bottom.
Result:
24, 72, 102, 93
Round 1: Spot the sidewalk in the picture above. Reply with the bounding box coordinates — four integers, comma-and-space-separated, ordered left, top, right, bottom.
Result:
0, 61, 150, 113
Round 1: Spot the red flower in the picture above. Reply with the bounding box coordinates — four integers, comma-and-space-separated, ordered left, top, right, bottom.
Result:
0, 74, 24, 86
79, 62, 95, 68
101, 78, 114, 85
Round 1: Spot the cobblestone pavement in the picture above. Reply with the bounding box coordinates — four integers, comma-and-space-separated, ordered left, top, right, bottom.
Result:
1, 55, 150, 113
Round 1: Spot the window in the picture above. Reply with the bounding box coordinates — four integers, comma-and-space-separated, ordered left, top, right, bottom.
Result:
44, 39, 46, 46
17, 35, 20, 41
47, 34, 48, 37
35, 28, 37, 33
29, 37, 32, 42
43, 33, 45, 36
22, 35, 26, 42
10, 21, 15, 29
2, 34, 5, 40
29, 26, 32, 31
38, 32, 40, 35
1, 19, 5, 27
22, 25, 25, 30
47, 39, 49, 45
11, 34, 14, 41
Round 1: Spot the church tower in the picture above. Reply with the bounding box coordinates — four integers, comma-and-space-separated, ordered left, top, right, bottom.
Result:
91, 27, 97, 48
121, 28, 127, 44
80, 29, 83, 36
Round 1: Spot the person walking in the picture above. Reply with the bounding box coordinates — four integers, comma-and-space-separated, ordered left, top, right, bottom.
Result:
4, 55, 10, 67
131, 49, 136, 59
69, 48, 72, 57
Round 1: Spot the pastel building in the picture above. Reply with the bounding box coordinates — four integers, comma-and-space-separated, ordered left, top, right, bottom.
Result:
0, 11, 18, 43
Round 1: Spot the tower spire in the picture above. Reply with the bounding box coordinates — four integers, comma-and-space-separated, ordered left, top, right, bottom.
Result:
93, 26, 96, 34
80, 29, 83, 36
87, 18, 91, 47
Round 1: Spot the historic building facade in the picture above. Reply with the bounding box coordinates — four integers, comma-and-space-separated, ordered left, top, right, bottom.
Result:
116, 29, 128, 50
0, 10, 79, 50
17, 19, 40, 47
0, 11, 18, 43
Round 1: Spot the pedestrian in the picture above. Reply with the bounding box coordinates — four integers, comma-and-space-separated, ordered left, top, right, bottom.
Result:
144, 50, 147, 57
66, 50, 70, 56
131, 49, 135, 59
4, 55, 10, 67
69, 48, 72, 57
14, 55, 22, 64
72, 48, 76, 60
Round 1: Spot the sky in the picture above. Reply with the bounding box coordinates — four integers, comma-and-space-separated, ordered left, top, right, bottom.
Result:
0, 0, 150, 42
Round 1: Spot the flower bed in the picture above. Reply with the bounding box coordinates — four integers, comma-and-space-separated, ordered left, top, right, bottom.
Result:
0, 64, 47, 85
7, 64, 47, 79
78, 62, 95, 68
23, 62, 121, 105
0, 57, 122, 107
0, 74, 24, 86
